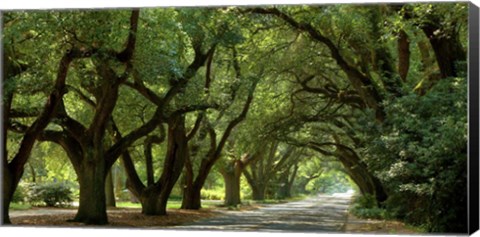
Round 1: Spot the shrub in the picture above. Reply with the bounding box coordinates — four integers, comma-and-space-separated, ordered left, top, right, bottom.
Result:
358, 78, 468, 232
353, 194, 377, 209
201, 189, 224, 200
350, 194, 386, 220
117, 189, 134, 202
12, 184, 28, 203
351, 206, 386, 219
28, 182, 73, 207
168, 194, 183, 201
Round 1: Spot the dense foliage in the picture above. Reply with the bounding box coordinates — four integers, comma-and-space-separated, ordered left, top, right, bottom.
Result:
360, 77, 468, 232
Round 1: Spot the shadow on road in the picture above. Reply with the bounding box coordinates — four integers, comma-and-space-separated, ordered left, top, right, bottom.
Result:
168, 193, 354, 233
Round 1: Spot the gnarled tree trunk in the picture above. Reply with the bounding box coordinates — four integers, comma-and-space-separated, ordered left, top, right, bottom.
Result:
139, 186, 162, 215
2, 49, 80, 224
2, 168, 17, 224
123, 115, 189, 215
277, 164, 298, 199
309, 142, 387, 204
422, 24, 466, 78
336, 148, 387, 203
251, 183, 267, 200
72, 151, 108, 225
181, 184, 202, 210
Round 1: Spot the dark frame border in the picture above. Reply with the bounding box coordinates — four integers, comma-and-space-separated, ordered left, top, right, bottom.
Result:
468, 2, 479, 235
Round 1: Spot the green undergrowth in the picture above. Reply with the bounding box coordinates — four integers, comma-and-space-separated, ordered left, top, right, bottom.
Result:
116, 200, 219, 209
349, 195, 427, 233
10, 203, 32, 210
349, 194, 386, 219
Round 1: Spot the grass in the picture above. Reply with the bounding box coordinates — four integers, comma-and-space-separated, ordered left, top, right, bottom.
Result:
10, 199, 221, 211
116, 199, 221, 209
10, 203, 32, 210
245, 195, 308, 205
11, 196, 304, 211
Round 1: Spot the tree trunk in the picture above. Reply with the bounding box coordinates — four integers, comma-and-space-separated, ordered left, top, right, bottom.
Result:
278, 165, 298, 199
337, 150, 387, 204
277, 182, 291, 199
137, 115, 189, 215
118, 116, 188, 215
181, 184, 202, 209
139, 186, 162, 215
222, 168, 241, 206
2, 168, 15, 224
105, 170, 116, 207
72, 153, 108, 225
251, 184, 266, 200
397, 29, 410, 82
153, 115, 189, 213
180, 156, 211, 210
422, 23, 466, 78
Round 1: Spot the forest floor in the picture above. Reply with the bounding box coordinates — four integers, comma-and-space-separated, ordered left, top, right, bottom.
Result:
10, 208, 220, 227
9, 195, 420, 234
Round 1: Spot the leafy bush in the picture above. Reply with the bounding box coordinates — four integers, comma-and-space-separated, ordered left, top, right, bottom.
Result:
28, 182, 73, 207
351, 207, 386, 219
358, 77, 468, 232
12, 184, 28, 203
352, 194, 378, 209
168, 194, 183, 201
201, 189, 224, 200
350, 194, 386, 219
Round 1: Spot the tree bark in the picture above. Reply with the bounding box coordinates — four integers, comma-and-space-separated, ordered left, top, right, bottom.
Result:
221, 160, 243, 206
223, 171, 241, 206
130, 115, 190, 215
72, 153, 108, 225
395, 4, 467, 79
336, 149, 387, 203
251, 184, 267, 200
105, 169, 116, 207
398, 30, 410, 82
2, 168, 15, 224
309, 142, 387, 204
421, 24, 466, 78
244, 164, 268, 201
181, 184, 202, 210
156, 115, 189, 214
277, 164, 298, 199
139, 186, 162, 215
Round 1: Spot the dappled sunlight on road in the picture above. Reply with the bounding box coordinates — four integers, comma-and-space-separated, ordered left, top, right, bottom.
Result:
168, 194, 353, 233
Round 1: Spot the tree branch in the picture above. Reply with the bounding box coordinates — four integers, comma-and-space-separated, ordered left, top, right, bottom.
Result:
116, 10, 140, 63
246, 7, 384, 120
8, 47, 91, 177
